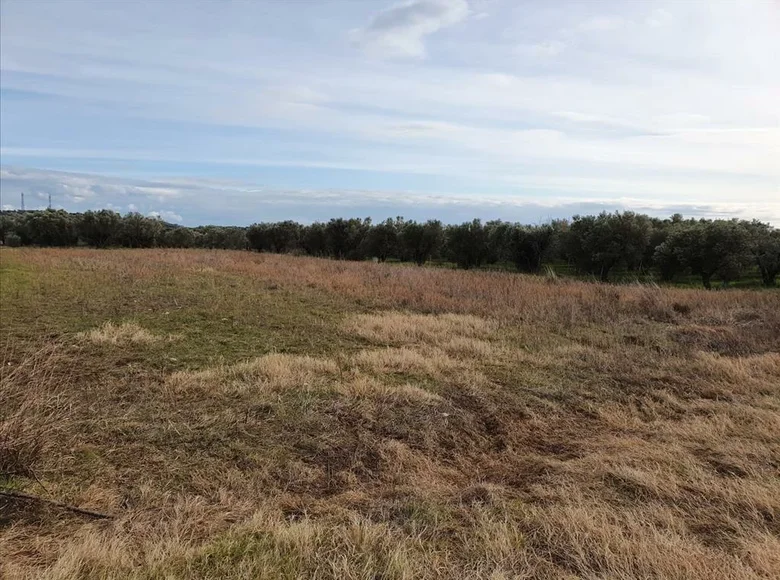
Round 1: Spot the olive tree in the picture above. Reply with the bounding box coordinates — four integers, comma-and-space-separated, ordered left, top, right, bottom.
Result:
78, 210, 121, 247
566, 212, 651, 282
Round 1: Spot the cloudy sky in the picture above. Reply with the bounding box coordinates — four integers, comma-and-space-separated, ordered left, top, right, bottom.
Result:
1, 0, 778, 225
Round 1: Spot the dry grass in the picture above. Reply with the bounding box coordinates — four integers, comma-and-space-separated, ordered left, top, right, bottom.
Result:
0, 345, 71, 482
80, 321, 170, 345
10, 247, 779, 327
352, 347, 459, 379
345, 312, 498, 345
168, 353, 340, 394
338, 374, 442, 404
1, 248, 779, 579
346, 311, 505, 361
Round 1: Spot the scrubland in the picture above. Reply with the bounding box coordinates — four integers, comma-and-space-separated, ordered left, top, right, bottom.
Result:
1, 248, 779, 579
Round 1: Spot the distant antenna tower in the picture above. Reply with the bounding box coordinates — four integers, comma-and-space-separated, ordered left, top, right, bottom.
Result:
21, 192, 25, 211
48, 193, 52, 209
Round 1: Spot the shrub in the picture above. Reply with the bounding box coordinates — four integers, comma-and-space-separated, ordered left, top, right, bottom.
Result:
4, 233, 21, 247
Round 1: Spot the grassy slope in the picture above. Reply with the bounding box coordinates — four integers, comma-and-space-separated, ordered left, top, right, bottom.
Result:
1, 248, 779, 579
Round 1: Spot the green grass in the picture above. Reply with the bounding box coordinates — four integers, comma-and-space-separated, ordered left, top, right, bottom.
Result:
0, 253, 367, 371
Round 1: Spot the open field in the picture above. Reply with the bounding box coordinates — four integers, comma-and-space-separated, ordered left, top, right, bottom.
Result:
1, 247, 779, 579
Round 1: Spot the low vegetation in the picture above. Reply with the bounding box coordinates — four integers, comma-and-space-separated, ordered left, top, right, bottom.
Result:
79, 321, 173, 345
1, 247, 779, 579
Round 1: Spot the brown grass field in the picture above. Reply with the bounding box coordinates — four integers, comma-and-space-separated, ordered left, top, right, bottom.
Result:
1, 247, 779, 579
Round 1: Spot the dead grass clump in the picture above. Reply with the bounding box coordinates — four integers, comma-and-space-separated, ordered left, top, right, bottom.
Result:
740, 532, 780, 577
0, 345, 69, 482
517, 496, 760, 579
34, 508, 430, 580
38, 532, 135, 580
168, 353, 339, 394
440, 337, 503, 359
338, 374, 441, 404
352, 347, 459, 379
345, 312, 497, 346
671, 325, 748, 356
688, 352, 780, 393
80, 321, 166, 345
346, 312, 507, 362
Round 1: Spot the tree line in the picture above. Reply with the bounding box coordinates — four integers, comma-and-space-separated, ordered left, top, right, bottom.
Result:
1, 209, 778, 288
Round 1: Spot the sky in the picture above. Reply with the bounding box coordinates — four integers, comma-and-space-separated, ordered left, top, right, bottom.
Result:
1, 0, 778, 226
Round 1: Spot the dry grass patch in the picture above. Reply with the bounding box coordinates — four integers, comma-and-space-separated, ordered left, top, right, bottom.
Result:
352, 347, 460, 379
440, 337, 504, 359
79, 321, 167, 345
740, 532, 780, 577
168, 351, 443, 405
345, 312, 498, 346
0, 345, 72, 483
337, 374, 441, 404
345, 311, 506, 367
168, 353, 339, 394
22, 506, 431, 580
517, 496, 762, 579
689, 352, 780, 391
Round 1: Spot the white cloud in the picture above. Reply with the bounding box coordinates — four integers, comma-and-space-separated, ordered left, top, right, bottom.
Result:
516, 40, 566, 58
654, 113, 712, 128
552, 111, 631, 126
577, 15, 628, 32
646, 8, 674, 28
352, 0, 469, 58
2, 167, 778, 226
148, 210, 183, 223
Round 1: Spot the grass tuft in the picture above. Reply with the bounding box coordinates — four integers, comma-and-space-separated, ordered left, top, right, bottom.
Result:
80, 321, 169, 345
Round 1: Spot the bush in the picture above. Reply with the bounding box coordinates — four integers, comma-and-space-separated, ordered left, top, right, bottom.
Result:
5, 233, 21, 247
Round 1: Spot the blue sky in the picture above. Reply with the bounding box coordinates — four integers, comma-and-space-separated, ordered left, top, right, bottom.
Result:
1, 0, 778, 225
